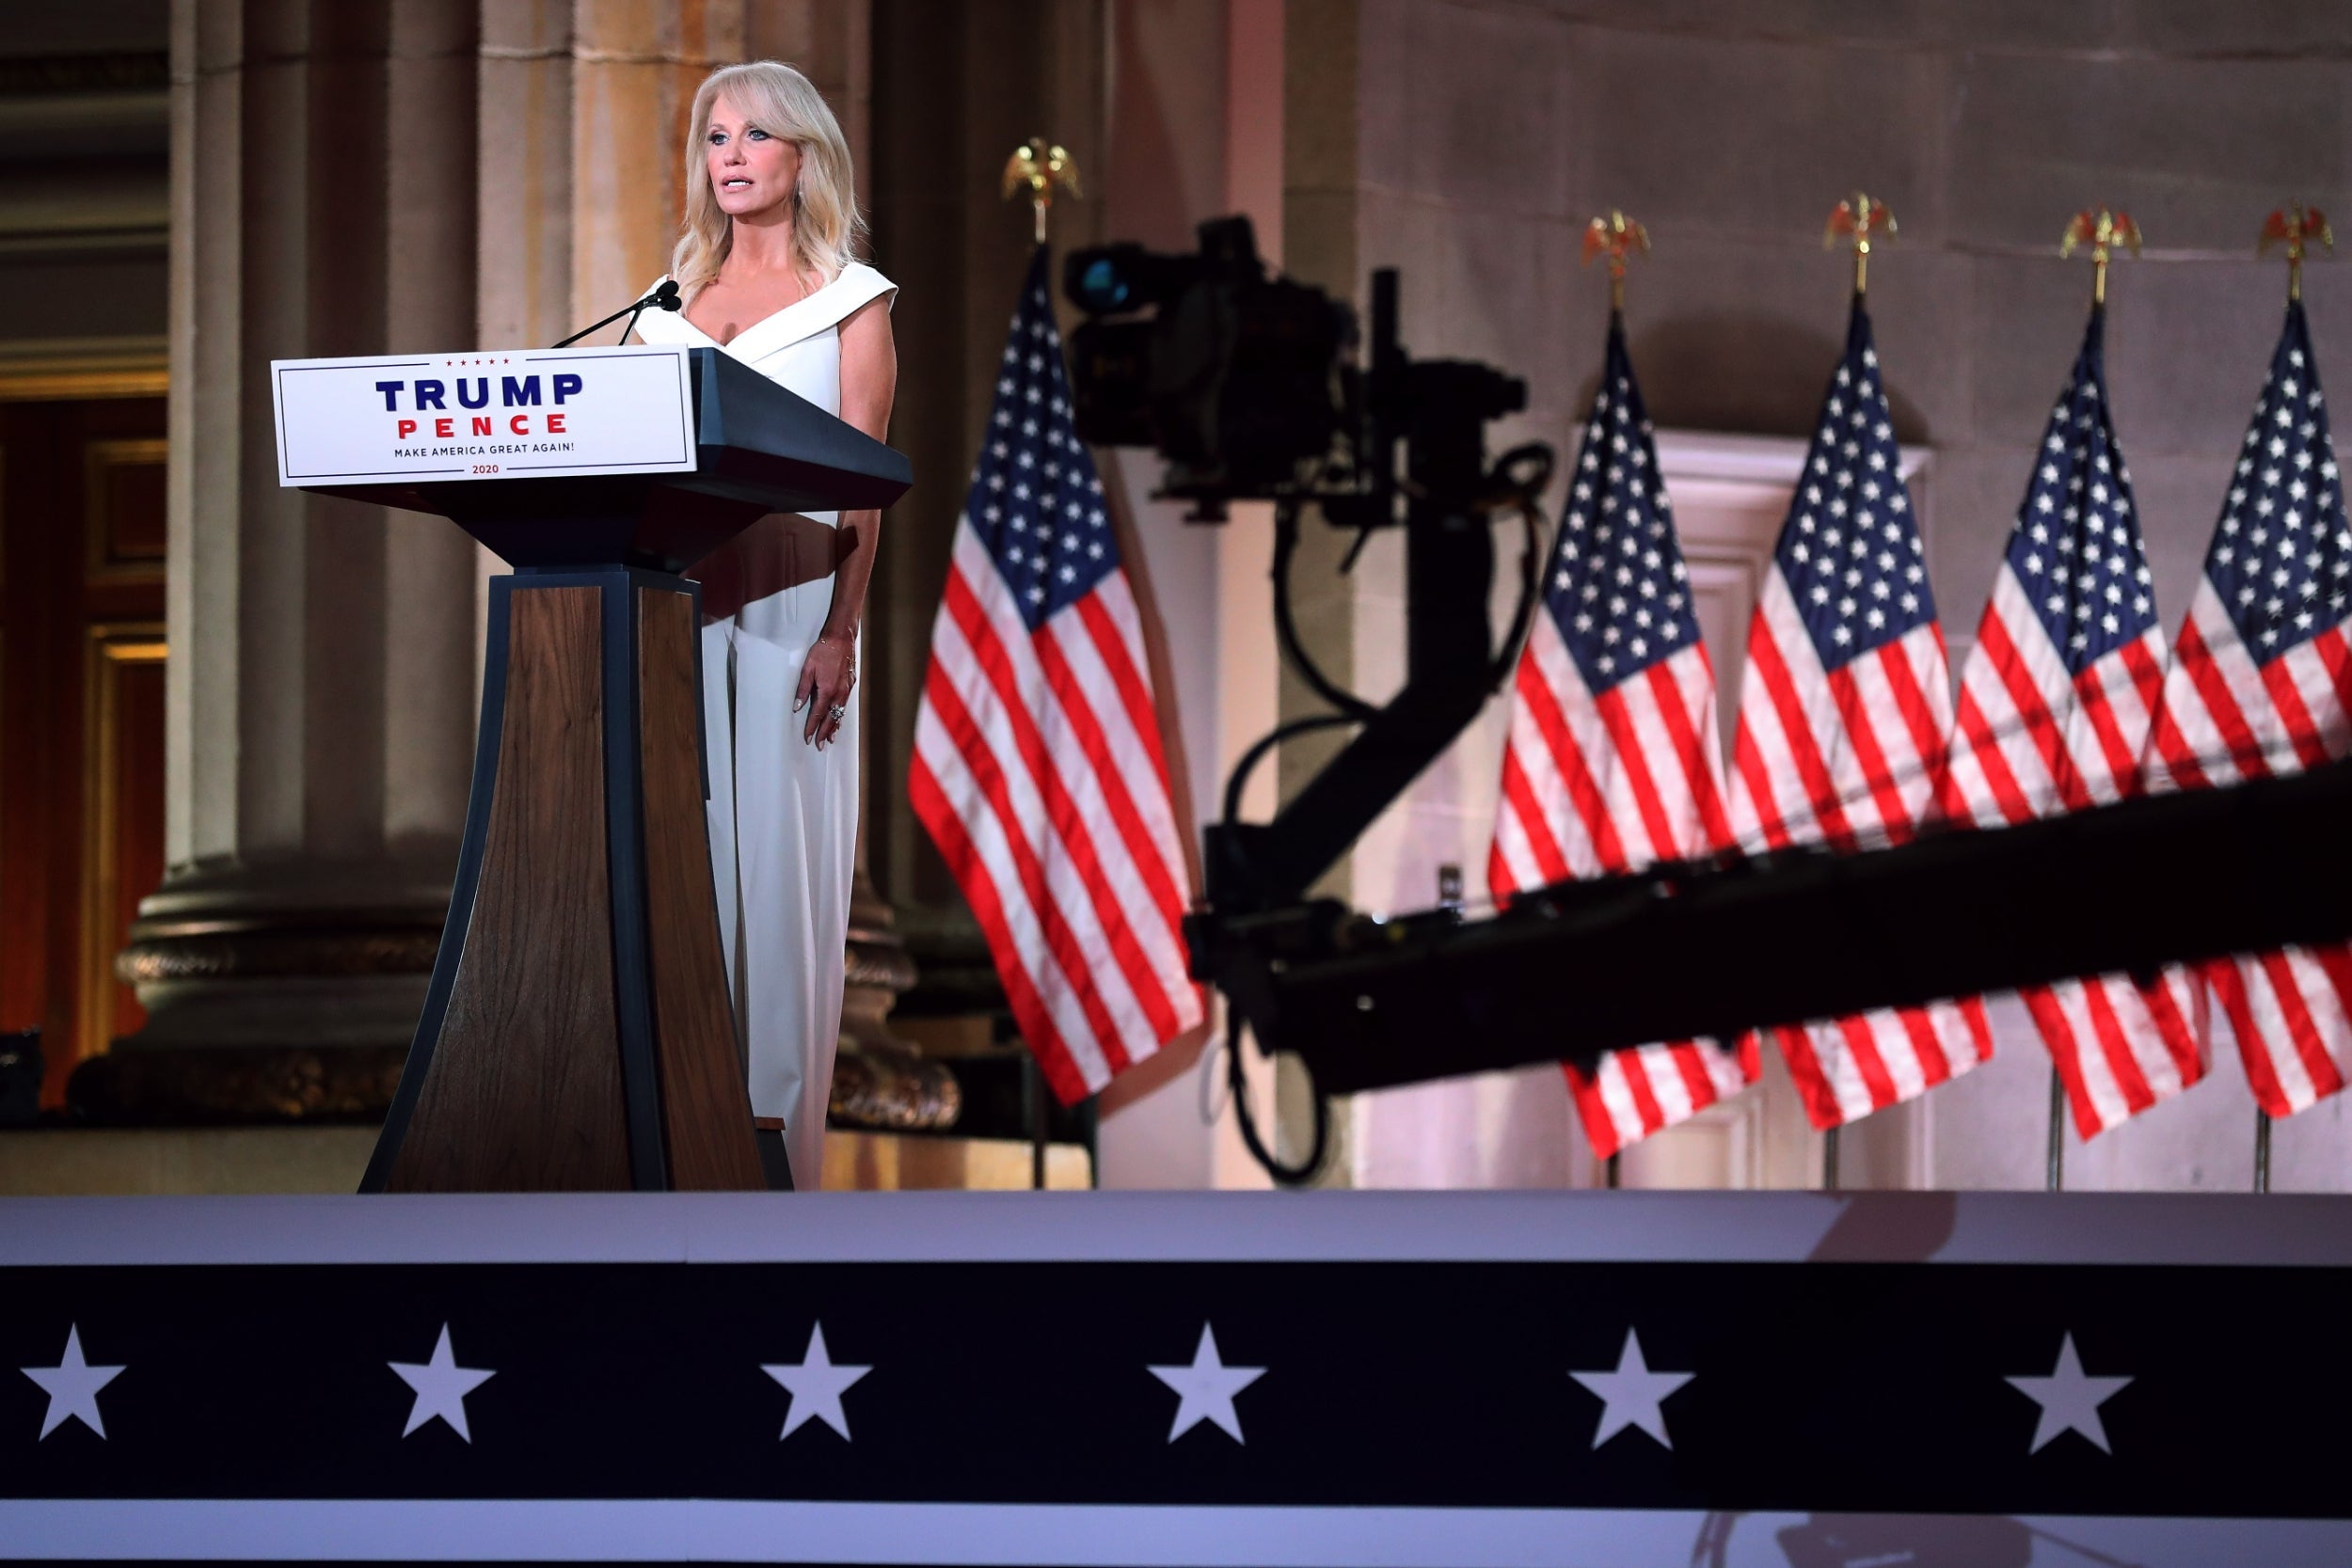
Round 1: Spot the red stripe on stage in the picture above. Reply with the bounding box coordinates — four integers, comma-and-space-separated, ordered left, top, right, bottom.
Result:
946, 573, 1169, 1054
908, 752, 1093, 1105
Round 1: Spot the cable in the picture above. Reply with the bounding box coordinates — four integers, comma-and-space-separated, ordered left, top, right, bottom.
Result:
1222, 712, 1361, 824
1480, 442, 1554, 691
1226, 1012, 1330, 1186
1272, 499, 1378, 720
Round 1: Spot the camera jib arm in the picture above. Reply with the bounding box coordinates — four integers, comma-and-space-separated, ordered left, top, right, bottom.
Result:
1186, 270, 1547, 1183
1063, 225, 1551, 1182
1197, 271, 1525, 917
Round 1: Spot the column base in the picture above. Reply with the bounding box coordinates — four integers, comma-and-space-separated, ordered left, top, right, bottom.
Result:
829, 879, 961, 1132
67, 1045, 405, 1125
80, 861, 452, 1125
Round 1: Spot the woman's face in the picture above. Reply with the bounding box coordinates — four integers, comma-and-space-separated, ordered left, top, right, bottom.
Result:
705, 96, 803, 223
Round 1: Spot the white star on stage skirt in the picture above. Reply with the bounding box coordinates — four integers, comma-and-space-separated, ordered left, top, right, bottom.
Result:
699, 577, 859, 1192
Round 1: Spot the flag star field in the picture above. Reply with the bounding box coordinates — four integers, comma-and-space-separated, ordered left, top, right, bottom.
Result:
1778, 315, 1935, 668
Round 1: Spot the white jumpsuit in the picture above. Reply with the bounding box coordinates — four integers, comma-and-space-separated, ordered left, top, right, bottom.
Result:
634, 261, 898, 1190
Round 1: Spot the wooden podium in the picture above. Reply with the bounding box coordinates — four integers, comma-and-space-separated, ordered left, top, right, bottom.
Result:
275, 346, 909, 1192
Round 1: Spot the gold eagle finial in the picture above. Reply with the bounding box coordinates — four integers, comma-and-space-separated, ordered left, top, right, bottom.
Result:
2260, 204, 2334, 301
1003, 138, 1082, 245
1581, 211, 1649, 313
1825, 193, 1897, 297
2060, 209, 2142, 308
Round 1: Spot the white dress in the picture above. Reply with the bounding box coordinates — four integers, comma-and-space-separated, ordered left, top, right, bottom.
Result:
633, 261, 897, 1191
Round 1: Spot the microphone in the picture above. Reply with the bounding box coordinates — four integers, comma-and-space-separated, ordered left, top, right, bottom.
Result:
549, 279, 683, 349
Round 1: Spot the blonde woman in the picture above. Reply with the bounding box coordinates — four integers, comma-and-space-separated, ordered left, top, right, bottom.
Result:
633, 60, 898, 1191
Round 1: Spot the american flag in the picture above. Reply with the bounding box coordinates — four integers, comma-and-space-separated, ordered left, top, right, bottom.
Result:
909, 248, 1202, 1103
2141, 298, 2352, 1117
1487, 316, 1756, 1159
1941, 308, 2206, 1137
1724, 302, 1992, 1130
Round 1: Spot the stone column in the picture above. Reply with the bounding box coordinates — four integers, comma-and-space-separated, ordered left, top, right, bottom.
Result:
78, 0, 485, 1121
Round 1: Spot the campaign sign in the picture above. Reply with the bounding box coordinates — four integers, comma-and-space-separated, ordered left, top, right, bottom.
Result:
271, 345, 697, 487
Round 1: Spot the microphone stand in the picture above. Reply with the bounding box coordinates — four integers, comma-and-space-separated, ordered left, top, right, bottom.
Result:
550, 279, 682, 349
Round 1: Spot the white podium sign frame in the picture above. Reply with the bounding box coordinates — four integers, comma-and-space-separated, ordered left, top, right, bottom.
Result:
271, 345, 697, 487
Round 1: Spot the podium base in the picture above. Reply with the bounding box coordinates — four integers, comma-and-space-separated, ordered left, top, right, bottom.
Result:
361, 568, 762, 1192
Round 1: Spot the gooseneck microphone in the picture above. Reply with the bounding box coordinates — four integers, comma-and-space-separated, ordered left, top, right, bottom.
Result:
549, 278, 683, 349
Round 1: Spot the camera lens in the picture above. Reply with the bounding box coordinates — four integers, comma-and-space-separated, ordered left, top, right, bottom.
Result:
1073, 257, 1131, 312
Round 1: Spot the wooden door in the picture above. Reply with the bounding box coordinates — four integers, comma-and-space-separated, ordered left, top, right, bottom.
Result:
0, 398, 167, 1107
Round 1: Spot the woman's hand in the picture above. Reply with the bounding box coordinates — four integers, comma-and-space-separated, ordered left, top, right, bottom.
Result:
795, 630, 856, 749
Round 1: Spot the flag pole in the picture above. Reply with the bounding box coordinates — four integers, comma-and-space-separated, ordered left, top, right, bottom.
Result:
2244, 204, 2332, 1196
1825, 191, 1895, 300
2045, 1071, 2067, 1192
1814, 192, 1896, 1195
2036, 209, 2142, 1194
1580, 209, 1646, 1197
1002, 136, 1081, 246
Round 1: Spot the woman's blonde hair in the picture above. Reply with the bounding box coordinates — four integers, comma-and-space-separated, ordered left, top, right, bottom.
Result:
670, 61, 862, 297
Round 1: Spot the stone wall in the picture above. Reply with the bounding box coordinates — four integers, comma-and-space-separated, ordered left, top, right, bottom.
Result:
1293, 0, 2352, 1190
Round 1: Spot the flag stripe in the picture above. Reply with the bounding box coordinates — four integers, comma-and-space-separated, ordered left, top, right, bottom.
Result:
920, 643, 1145, 1071
909, 736, 1109, 1101
941, 568, 1171, 1053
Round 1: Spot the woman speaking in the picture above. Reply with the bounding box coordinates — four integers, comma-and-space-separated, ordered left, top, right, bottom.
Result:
633, 61, 898, 1191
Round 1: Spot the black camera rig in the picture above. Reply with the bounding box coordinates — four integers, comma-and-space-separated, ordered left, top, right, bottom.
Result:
1063, 216, 2352, 1186
1067, 217, 1553, 1179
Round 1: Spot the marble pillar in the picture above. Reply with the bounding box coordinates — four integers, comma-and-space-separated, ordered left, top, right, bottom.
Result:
76, 0, 484, 1121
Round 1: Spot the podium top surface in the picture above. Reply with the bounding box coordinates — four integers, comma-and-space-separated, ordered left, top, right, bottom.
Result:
292, 347, 912, 572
